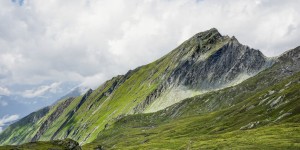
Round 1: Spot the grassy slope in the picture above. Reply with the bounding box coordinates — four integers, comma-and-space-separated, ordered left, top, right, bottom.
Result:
0, 51, 172, 145
0, 43, 176, 145
48, 52, 177, 144
83, 53, 300, 149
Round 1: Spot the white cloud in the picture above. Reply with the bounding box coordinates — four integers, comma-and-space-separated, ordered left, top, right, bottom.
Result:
80, 73, 106, 89
22, 82, 62, 98
0, 115, 19, 126
0, 87, 10, 96
0, 114, 19, 131
0, 0, 299, 91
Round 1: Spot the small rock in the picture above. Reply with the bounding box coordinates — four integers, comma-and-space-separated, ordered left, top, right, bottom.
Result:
240, 121, 260, 130
246, 105, 255, 111
274, 113, 292, 122
268, 90, 275, 95
270, 96, 282, 108
259, 97, 269, 105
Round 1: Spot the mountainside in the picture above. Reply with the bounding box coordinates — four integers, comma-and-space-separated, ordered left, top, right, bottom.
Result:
0, 28, 279, 146
83, 46, 300, 149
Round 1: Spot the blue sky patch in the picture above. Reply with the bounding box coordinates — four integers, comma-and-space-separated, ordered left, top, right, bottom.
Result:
11, 0, 24, 6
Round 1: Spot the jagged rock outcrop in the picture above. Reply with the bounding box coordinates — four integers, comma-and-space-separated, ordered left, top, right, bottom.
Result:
277, 46, 300, 73
168, 37, 269, 89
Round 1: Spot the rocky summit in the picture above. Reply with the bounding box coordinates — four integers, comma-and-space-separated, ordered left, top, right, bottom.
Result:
0, 28, 299, 150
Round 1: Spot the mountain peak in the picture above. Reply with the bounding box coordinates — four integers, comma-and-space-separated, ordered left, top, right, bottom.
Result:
201, 27, 220, 34
180, 28, 226, 53
191, 28, 222, 40
230, 36, 238, 41
207, 27, 219, 34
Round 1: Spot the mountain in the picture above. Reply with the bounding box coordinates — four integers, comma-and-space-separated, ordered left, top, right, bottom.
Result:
83, 46, 300, 149
1, 28, 298, 149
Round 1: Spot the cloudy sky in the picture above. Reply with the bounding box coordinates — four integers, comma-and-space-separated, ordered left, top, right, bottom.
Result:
0, 0, 300, 130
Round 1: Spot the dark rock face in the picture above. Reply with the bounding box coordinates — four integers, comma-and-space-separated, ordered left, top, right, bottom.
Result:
278, 46, 300, 73
133, 84, 166, 113
169, 37, 270, 89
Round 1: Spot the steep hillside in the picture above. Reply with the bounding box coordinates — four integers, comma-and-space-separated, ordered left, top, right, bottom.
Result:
0, 29, 272, 145
83, 46, 300, 149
